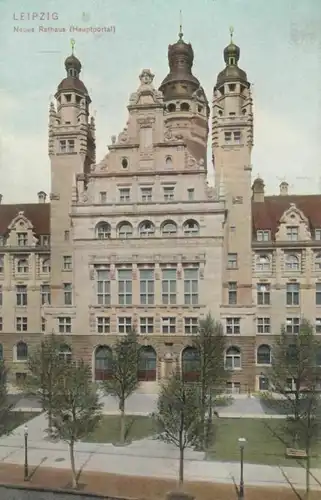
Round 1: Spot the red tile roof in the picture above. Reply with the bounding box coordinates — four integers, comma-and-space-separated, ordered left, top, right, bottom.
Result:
252, 195, 321, 238
0, 204, 50, 236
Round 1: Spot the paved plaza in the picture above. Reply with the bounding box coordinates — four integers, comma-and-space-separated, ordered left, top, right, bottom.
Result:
0, 393, 319, 491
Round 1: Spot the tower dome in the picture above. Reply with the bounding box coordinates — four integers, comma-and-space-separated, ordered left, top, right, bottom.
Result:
64, 53, 82, 74
216, 28, 248, 88
56, 40, 90, 99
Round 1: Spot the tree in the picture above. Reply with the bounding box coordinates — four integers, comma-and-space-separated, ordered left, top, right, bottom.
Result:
190, 314, 228, 449
22, 334, 68, 433
0, 361, 15, 435
51, 360, 103, 489
102, 329, 140, 444
264, 319, 321, 499
152, 370, 202, 485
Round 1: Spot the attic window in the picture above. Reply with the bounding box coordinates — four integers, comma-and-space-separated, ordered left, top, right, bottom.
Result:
256, 230, 270, 242
75, 96, 81, 104
315, 229, 321, 241
286, 226, 298, 241
65, 94, 72, 103
167, 103, 176, 112
198, 105, 203, 113
218, 110, 223, 116
228, 84, 236, 92
180, 103, 190, 112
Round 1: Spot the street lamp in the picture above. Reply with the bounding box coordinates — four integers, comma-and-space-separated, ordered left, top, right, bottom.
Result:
238, 437, 246, 500
24, 424, 28, 481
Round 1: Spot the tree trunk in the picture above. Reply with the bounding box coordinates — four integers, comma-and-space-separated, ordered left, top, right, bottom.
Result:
69, 441, 77, 489
305, 451, 310, 500
179, 446, 184, 486
119, 399, 125, 444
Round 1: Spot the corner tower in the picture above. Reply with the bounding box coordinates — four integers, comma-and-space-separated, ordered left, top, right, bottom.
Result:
48, 42, 95, 307
212, 30, 255, 390
159, 26, 209, 162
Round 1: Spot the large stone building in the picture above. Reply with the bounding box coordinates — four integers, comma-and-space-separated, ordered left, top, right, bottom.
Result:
1, 30, 320, 393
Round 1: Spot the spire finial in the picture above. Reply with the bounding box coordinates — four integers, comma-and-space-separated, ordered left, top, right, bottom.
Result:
179, 10, 183, 40
70, 38, 75, 55
229, 26, 234, 43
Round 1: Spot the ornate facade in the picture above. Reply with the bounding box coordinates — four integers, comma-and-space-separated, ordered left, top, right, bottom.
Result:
1, 31, 320, 392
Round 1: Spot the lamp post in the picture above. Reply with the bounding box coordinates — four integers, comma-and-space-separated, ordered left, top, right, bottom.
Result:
238, 437, 246, 500
24, 424, 28, 481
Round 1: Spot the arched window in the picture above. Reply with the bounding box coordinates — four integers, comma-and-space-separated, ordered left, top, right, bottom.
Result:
16, 341, 28, 361
255, 254, 271, 272
94, 346, 113, 381
117, 222, 133, 239
183, 220, 199, 236
182, 346, 200, 382
59, 344, 72, 363
286, 344, 298, 365
121, 158, 128, 169
161, 220, 177, 236
285, 254, 300, 271
138, 346, 157, 381
165, 156, 173, 168
315, 253, 321, 271
257, 344, 271, 365
96, 222, 111, 240
17, 258, 28, 273
167, 103, 176, 112
42, 258, 51, 273
180, 103, 190, 112
139, 221, 155, 238
225, 346, 241, 370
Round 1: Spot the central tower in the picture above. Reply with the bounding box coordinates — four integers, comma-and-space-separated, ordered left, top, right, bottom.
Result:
159, 27, 209, 164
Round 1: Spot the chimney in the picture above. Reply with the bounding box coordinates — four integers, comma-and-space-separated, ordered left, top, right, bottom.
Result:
37, 191, 47, 203
252, 177, 265, 202
279, 181, 289, 196
0, 194, 2, 204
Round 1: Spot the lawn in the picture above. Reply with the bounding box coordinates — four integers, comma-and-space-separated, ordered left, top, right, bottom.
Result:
206, 418, 321, 467
84, 415, 156, 443
6, 411, 40, 434
84, 415, 321, 468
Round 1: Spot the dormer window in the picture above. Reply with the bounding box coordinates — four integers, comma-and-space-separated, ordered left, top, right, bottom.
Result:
315, 229, 321, 241
286, 226, 298, 241
256, 230, 270, 242
40, 235, 50, 247
17, 232, 27, 247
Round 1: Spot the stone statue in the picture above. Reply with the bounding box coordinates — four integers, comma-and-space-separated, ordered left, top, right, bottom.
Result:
139, 69, 154, 86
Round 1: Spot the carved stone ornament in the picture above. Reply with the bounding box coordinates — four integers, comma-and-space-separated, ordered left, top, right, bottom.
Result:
164, 128, 173, 141
118, 127, 129, 143
137, 116, 155, 127
139, 69, 155, 86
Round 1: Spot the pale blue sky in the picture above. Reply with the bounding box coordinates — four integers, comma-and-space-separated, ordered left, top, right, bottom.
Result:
0, 0, 320, 202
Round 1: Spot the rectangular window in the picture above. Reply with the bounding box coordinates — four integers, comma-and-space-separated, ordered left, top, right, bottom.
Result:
163, 186, 175, 201
16, 317, 27, 332
99, 191, 107, 203
226, 317, 241, 334
97, 268, 111, 305
228, 281, 237, 305
63, 255, 72, 270
286, 226, 298, 241
118, 317, 132, 334
119, 188, 130, 203
0, 256, 3, 273
162, 317, 176, 334
140, 317, 154, 334
226, 381, 241, 394
40, 284, 51, 305
63, 283, 72, 305
256, 230, 270, 242
233, 131, 241, 143
0, 285, 2, 306
17, 233, 27, 246
58, 317, 72, 333
184, 268, 199, 305
316, 283, 321, 306
141, 187, 152, 202
286, 317, 300, 334
0, 317, 2, 331
286, 283, 300, 306
67, 139, 75, 153
257, 317, 270, 334
315, 318, 321, 334
187, 188, 194, 201
224, 131, 232, 142
97, 317, 110, 334
64, 230, 70, 241
315, 229, 321, 241
162, 268, 177, 305
40, 235, 50, 246
59, 140, 66, 153
16, 285, 27, 306
184, 317, 198, 334
139, 269, 154, 305
227, 253, 238, 269
41, 317, 46, 332
257, 283, 270, 305
118, 268, 132, 305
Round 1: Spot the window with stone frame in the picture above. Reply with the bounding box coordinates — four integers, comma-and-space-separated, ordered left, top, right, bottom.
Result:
316, 283, 321, 306
286, 317, 300, 334
97, 317, 110, 334
225, 347, 241, 370
256, 230, 270, 242
162, 268, 177, 305
16, 285, 27, 306
40, 284, 51, 305
162, 317, 176, 334
255, 254, 271, 272
226, 317, 240, 334
139, 268, 154, 305
140, 317, 154, 334
96, 267, 111, 306
184, 268, 199, 305
315, 318, 321, 334
118, 268, 132, 305
118, 317, 132, 334
257, 283, 270, 305
16, 317, 27, 332
286, 283, 300, 306
58, 317, 72, 333
256, 317, 270, 334
257, 344, 271, 365
184, 317, 198, 334
228, 282, 237, 305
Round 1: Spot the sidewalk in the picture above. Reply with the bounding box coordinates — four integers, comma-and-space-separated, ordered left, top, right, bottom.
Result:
0, 413, 320, 492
